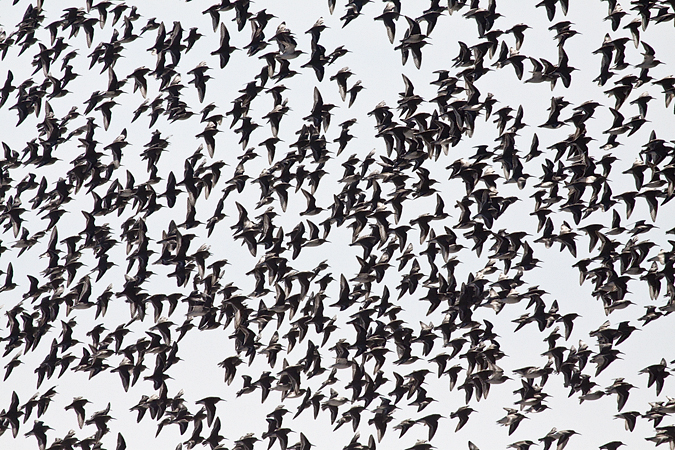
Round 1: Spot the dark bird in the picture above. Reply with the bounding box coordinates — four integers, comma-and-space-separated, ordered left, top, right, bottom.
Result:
212, 23, 237, 68
451, 406, 475, 432
497, 408, 527, 435
375, 2, 399, 44
65, 397, 90, 429
24, 420, 52, 450
640, 358, 670, 395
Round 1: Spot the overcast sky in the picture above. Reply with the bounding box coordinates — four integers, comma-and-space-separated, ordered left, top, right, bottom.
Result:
1, 1, 675, 450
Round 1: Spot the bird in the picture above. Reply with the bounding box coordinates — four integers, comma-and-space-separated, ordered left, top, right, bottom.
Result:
640, 358, 670, 395
65, 397, 90, 429
211, 23, 237, 69
450, 406, 475, 432
497, 408, 528, 435
375, 3, 399, 44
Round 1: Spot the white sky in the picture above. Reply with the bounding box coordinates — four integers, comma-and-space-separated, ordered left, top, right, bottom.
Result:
1, 1, 675, 450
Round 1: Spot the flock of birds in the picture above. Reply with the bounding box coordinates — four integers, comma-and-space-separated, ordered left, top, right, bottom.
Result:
1, 0, 675, 449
